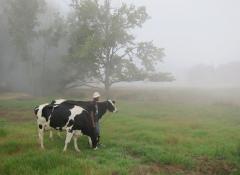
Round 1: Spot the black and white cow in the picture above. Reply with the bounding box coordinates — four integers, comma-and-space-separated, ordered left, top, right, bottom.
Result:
49, 99, 118, 146
34, 102, 98, 152
51, 99, 118, 118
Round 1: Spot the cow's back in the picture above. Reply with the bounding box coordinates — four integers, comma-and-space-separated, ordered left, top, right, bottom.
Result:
50, 103, 74, 129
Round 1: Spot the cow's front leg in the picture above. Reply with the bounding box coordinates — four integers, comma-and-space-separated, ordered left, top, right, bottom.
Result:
63, 130, 73, 152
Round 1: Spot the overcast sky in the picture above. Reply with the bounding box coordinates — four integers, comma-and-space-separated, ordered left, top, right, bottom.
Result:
56, 0, 240, 76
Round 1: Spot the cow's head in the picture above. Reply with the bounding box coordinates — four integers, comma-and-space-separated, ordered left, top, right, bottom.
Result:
107, 100, 117, 113
91, 135, 99, 150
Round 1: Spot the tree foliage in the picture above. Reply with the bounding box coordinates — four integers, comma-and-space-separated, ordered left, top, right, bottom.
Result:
68, 0, 174, 94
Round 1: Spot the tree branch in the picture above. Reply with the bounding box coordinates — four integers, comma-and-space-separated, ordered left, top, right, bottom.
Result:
118, 46, 138, 60
67, 80, 103, 89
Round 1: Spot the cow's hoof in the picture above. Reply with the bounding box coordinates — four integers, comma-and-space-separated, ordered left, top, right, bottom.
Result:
93, 147, 98, 150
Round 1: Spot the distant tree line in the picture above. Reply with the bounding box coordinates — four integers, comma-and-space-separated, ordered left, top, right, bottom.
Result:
0, 0, 174, 96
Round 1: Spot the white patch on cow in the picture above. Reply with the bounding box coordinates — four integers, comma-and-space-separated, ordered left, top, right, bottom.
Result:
108, 100, 117, 112
69, 106, 84, 120
54, 99, 66, 105
63, 106, 84, 130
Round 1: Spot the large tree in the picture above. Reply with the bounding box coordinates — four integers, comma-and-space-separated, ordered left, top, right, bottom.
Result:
68, 0, 174, 96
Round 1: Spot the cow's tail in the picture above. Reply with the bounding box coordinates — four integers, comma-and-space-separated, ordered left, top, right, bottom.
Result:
34, 106, 39, 116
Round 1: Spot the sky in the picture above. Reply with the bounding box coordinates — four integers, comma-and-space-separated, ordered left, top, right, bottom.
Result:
55, 0, 240, 77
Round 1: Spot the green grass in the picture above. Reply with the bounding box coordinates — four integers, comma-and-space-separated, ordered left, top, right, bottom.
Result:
0, 88, 240, 175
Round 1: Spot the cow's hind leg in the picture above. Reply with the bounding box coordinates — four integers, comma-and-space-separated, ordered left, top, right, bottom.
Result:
38, 124, 45, 149
63, 130, 73, 152
73, 135, 80, 152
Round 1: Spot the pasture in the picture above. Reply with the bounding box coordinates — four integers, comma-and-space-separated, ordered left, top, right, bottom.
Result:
0, 88, 240, 175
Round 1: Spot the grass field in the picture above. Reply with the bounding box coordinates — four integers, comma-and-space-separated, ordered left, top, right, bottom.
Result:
0, 88, 240, 175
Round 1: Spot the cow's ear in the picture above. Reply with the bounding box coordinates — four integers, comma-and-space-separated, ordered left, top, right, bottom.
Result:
112, 100, 115, 104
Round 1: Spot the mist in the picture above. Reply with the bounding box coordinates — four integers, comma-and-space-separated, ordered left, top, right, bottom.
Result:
71, 0, 240, 88
1, 0, 240, 96
0, 0, 68, 95
1, 2, 240, 173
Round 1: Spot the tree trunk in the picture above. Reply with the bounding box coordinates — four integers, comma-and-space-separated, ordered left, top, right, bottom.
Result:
104, 81, 111, 99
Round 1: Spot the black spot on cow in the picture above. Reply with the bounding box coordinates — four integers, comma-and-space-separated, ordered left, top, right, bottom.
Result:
39, 124, 43, 129
67, 119, 74, 127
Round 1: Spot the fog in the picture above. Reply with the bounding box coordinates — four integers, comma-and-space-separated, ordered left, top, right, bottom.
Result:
121, 0, 240, 84
1, 0, 240, 96
60, 0, 240, 86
